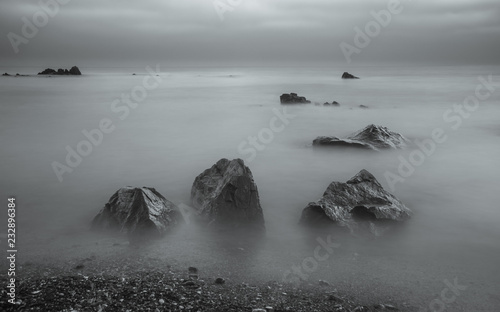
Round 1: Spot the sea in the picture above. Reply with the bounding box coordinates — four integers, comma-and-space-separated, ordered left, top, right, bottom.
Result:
1, 64, 499, 310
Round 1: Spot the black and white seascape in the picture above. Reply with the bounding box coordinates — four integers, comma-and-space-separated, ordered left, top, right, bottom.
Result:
1, 1, 500, 311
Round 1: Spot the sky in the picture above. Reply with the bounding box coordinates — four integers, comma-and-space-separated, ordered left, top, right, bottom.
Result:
1, 0, 499, 67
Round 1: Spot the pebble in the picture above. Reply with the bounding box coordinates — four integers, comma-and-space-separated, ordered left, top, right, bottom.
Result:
158, 299, 165, 304
215, 277, 225, 285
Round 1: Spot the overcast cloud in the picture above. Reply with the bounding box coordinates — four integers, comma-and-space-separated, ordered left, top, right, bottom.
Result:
1, 0, 499, 66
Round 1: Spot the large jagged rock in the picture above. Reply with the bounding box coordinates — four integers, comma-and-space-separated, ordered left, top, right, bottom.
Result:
342, 72, 359, 79
91, 187, 183, 240
300, 170, 412, 234
313, 124, 409, 151
38, 66, 81, 75
191, 158, 265, 231
280, 93, 311, 104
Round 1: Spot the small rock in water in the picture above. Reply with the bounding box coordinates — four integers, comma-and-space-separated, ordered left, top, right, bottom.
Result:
188, 266, 198, 274
318, 280, 331, 286
215, 277, 225, 284
74, 264, 84, 270
342, 72, 359, 79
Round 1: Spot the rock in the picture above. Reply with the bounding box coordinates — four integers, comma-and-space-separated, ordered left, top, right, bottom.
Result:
91, 186, 183, 240
332, 101, 340, 106
2, 73, 10, 76
280, 93, 311, 104
69, 66, 81, 75
348, 124, 408, 149
38, 66, 81, 75
359, 104, 368, 109
318, 280, 331, 286
182, 280, 197, 287
313, 124, 408, 150
215, 277, 225, 284
328, 294, 344, 302
300, 170, 412, 232
38, 68, 57, 75
342, 72, 359, 79
188, 267, 198, 274
313, 136, 374, 150
191, 158, 265, 231
374, 304, 398, 310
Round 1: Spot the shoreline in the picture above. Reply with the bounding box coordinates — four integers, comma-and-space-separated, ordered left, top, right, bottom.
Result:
0, 254, 405, 312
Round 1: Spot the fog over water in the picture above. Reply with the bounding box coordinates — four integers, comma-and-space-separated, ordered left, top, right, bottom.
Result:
1, 64, 499, 309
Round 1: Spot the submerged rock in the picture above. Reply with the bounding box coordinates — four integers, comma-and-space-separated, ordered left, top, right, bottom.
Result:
313, 124, 408, 150
300, 170, 412, 233
91, 187, 183, 240
342, 72, 359, 79
191, 158, 265, 231
324, 101, 340, 106
280, 93, 311, 104
313, 136, 374, 149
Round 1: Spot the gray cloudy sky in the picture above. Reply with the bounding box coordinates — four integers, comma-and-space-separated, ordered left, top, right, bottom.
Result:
1, 0, 499, 66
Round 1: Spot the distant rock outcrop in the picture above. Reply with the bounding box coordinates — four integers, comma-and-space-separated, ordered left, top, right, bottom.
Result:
91, 187, 183, 240
324, 101, 340, 106
38, 66, 82, 76
313, 124, 409, 151
342, 72, 359, 79
300, 170, 412, 234
191, 158, 265, 231
280, 93, 311, 104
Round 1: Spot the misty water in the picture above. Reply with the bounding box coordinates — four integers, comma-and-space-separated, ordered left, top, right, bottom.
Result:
1, 65, 499, 310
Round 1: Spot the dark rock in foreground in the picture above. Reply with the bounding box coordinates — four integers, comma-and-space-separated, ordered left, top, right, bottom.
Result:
2, 73, 10, 76
191, 158, 265, 231
342, 72, 359, 79
313, 124, 408, 151
280, 93, 311, 104
91, 186, 183, 240
300, 170, 412, 234
300, 170, 411, 235
38, 66, 82, 75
